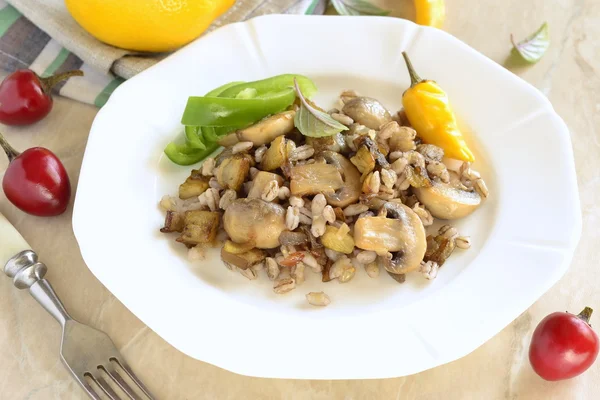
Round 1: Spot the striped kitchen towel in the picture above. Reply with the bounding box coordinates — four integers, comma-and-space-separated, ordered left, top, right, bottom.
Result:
0, 0, 327, 107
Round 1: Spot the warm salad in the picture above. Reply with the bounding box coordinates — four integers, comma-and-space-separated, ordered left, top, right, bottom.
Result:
160, 52, 488, 307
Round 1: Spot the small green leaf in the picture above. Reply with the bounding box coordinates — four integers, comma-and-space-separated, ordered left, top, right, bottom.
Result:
511, 22, 549, 64
293, 80, 348, 138
330, 0, 390, 16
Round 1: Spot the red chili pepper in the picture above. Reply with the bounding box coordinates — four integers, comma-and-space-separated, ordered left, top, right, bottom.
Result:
0, 133, 71, 216
529, 306, 599, 381
0, 69, 83, 126
279, 252, 305, 267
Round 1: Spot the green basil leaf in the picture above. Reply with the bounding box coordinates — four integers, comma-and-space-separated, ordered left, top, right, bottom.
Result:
293, 79, 348, 138
330, 0, 390, 16
511, 22, 549, 64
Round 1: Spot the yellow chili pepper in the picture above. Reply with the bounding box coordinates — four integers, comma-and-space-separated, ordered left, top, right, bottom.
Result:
401, 52, 475, 162
414, 0, 446, 29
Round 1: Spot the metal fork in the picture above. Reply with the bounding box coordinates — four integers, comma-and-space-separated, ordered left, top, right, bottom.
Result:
4, 250, 155, 400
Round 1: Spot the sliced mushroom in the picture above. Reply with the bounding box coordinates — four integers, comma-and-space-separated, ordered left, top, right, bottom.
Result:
413, 179, 481, 220
342, 97, 392, 129
289, 162, 344, 197
320, 151, 362, 208
223, 198, 287, 249
218, 111, 295, 147
387, 271, 406, 283
222, 240, 255, 254
354, 202, 426, 274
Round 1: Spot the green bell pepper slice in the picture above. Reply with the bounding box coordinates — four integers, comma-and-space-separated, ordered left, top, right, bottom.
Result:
184, 125, 206, 150
182, 88, 295, 127
164, 142, 220, 166
218, 74, 317, 99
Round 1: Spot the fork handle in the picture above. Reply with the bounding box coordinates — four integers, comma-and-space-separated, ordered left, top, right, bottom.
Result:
5, 250, 72, 327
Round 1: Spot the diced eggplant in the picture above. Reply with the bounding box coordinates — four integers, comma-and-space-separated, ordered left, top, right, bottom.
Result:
350, 146, 375, 175
160, 211, 185, 233
216, 154, 251, 191
178, 169, 210, 199
247, 171, 285, 199
260, 136, 287, 171
321, 225, 355, 254
176, 210, 220, 246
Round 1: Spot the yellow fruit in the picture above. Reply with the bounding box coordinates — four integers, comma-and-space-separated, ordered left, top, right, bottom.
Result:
65, 0, 236, 53
414, 0, 446, 29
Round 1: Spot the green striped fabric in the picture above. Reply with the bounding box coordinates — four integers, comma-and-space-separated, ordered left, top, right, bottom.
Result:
0, 0, 324, 107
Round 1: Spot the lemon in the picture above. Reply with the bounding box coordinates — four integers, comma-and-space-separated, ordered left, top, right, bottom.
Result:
65, 0, 236, 53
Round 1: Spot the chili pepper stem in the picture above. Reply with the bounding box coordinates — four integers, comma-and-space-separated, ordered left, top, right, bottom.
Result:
402, 52, 423, 87
0, 132, 20, 162
577, 307, 594, 324
40, 70, 84, 94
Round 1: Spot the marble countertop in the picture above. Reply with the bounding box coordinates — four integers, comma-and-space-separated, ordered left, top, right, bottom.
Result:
1, 0, 599, 398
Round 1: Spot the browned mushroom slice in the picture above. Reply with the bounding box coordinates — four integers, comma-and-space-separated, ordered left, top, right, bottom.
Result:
416, 144, 444, 162
289, 163, 344, 197
406, 165, 432, 189
354, 202, 426, 274
388, 125, 418, 152
350, 146, 375, 175
424, 234, 456, 266
354, 136, 389, 168
218, 111, 296, 147
176, 210, 220, 246
321, 258, 334, 282
160, 211, 185, 233
320, 151, 362, 208
247, 171, 285, 199
279, 231, 309, 246
413, 180, 481, 220
221, 247, 266, 270
342, 97, 392, 129
215, 154, 251, 191
260, 136, 288, 171
223, 198, 287, 249
178, 169, 210, 199
306, 133, 347, 154
301, 225, 323, 250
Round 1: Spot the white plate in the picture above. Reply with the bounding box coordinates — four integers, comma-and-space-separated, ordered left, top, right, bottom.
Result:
73, 15, 581, 379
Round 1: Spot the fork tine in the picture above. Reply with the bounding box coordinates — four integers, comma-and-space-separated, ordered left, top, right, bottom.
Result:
93, 374, 123, 400
81, 378, 103, 400
103, 365, 142, 400
112, 357, 155, 399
